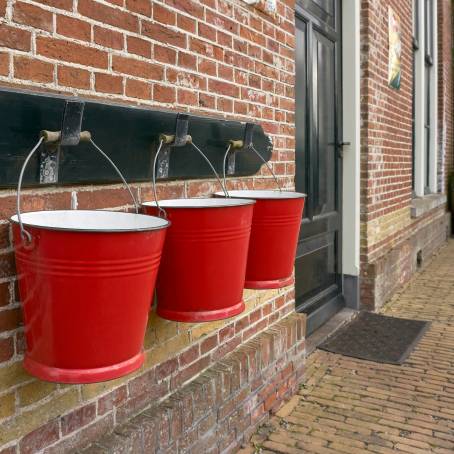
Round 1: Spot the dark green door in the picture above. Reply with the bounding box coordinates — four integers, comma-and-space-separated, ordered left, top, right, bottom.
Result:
295, 0, 344, 334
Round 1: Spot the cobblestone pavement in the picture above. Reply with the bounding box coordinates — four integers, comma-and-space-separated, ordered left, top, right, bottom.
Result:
239, 241, 454, 453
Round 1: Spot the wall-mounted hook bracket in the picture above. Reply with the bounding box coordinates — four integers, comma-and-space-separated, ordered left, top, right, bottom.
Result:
39, 100, 86, 184
156, 113, 191, 178
226, 122, 255, 175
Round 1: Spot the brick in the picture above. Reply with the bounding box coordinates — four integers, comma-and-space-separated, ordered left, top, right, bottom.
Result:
61, 403, 96, 435
178, 344, 199, 368
57, 65, 91, 89
154, 84, 176, 103
43, 414, 114, 454
125, 78, 150, 99
201, 334, 218, 354
0, 53, 9, 76
19, 420, 59, 454
153, 3, 175, 25
154, 44, 176, 65
13, 2, 53, 31
178, 52, 197, 69
18, 381, 57, 407
177, 14, 196, 33
14, 57, 54, 83
0, 307, 22, 331
126, 0, 151, 16
93, 26, 124, 50
36, 37, 108, 69
156, 358, 178, 381
208, 79, 239, 98
97, 385, 127, 415
141, 21, 186, 48
95, 73, 123, 94
177, 88, 197, 106
112, 55, 163, 80
127, 36, 151, 58
0, 337, 14, 363
0, 25, 31, 51
0, 392, 15, 419
0, 282, 10, 307
33, 0, 72, 10
57, 15, 91, 41
78, 0, 139, 32
166, 0, 203, 19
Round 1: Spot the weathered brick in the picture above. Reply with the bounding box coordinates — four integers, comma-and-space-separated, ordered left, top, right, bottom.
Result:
0, 25, 31, 51
95, 73, 123, 94
14, 57, 54, 83
78, 0, 139, 32
56, 15, 91, 41
19, 420, 59, 454
141, 21, 186, 48
93, 26, 124, 50
13, 2, 53, 31
36, 37, 108, 68
57, 65, 91, 89
61, 403, 96, 436
112, 55, 163, 80
125, 78, 150, 99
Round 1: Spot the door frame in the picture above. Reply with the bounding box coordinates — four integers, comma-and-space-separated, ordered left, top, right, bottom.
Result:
340, 0, 361, 310
294, 0, 361, 332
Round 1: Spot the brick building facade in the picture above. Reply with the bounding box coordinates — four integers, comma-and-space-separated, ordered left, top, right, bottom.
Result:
0, 0, 451, 453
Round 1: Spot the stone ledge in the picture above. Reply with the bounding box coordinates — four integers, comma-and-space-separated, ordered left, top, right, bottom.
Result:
411, 193, 447, 219
76, 313, 306, 454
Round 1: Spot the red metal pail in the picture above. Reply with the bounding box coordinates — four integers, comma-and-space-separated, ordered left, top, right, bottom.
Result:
11, 210, 169, 384
142, 198, 255, 322
215, 190, 306, 289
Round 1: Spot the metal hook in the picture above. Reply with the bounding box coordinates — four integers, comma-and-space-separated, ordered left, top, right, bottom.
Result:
223, 122, 281, 192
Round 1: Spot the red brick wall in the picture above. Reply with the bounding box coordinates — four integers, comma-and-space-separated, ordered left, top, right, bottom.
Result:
438, 0, 454, 193
360, 0, 414, 264
359, 0, 452, 310
0, 0, 299, 452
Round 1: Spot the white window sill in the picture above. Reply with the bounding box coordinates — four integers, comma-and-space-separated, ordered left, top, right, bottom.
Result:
410, 193, 447, 219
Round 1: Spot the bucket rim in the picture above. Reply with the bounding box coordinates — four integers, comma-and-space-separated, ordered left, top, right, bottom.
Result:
10, 210, 170, 233
142, 197, 256, 209
214, 190, 307, 200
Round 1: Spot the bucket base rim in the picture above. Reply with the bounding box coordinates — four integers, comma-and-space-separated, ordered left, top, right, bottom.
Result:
23, 351, 144, 384
245, 275, 294, 289
157, 300, 245, 322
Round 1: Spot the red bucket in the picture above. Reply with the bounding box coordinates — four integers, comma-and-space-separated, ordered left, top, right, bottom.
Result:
215, 190, 306, 289
11, 210, 168, 383
142, 198, 254, 322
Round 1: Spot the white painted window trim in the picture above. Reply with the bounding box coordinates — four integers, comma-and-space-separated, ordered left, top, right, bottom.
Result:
341, 0, 360, 279
414, 0, 438, 197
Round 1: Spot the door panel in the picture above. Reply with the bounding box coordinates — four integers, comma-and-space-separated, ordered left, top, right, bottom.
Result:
295, 0, 343, 334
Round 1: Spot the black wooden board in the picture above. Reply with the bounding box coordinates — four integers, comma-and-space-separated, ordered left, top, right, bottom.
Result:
318, 312, 430, 365
0, 87, 272, 188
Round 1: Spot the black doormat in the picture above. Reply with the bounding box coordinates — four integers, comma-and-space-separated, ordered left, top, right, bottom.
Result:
318, 312, 430, 365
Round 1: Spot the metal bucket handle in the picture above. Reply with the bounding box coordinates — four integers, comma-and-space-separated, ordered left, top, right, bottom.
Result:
16, 132, 139, 242
152, 136, 229, 217
222, 142, 282, 192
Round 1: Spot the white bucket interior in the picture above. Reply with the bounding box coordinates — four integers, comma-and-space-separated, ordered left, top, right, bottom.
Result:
142, 198, 255, 209
10, 210, 169, 232
214, 190, 306, 200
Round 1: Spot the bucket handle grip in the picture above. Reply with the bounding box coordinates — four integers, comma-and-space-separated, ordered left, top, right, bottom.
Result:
16, 133, 139, 242
152, 125, 229, 217
222, 124, 282, 192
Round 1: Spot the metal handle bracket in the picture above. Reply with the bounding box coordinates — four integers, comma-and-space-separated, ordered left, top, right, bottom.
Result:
156, 113, 191, 178
39, 100, 86, 184
226, 122, 254, 175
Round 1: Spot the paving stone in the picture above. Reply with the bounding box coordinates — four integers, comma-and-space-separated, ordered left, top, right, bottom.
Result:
243, 242, 454, 453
